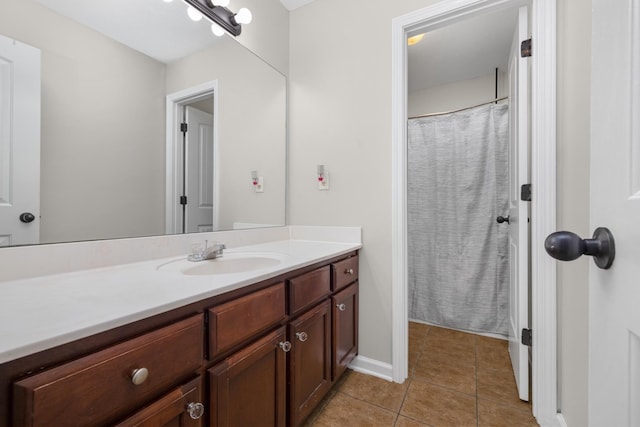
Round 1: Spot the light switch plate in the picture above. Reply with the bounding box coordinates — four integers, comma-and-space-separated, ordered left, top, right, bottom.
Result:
318, 171, 329, 190
255, 177, 264, 193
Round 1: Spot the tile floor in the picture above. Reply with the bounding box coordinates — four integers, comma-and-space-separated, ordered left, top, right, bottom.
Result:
303, 322, 538, 427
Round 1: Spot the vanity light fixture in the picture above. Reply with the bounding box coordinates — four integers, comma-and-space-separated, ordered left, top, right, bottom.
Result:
182, 0, 252, 37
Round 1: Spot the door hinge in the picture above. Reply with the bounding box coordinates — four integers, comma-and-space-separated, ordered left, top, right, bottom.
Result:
180, 195, 187, 205
521, 184, 532, 201
521, 38, 532, 57
521, 328, 532, 347
180, 122, 188, 133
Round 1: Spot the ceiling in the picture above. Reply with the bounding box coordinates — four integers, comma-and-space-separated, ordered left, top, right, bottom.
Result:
408, 7, 518, 92
36, 0, 229, 63
36, 0, 517, 90
279, 0, 316, 10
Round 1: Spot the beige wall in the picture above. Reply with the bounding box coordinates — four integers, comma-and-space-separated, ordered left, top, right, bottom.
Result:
2, 0, 167, 243
232, 0, 290, 76
408, 72, 508, 117
166, 38, 287, 231
289, 0, 590, 423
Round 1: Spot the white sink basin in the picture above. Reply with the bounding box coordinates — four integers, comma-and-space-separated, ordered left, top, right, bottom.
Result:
157, 252, 284, 276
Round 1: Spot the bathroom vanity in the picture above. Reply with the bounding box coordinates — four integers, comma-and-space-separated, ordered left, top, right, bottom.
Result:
0, 235, 360, 427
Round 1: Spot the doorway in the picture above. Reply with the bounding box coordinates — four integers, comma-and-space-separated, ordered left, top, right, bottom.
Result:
165, 81, 219, 235
391, 0, 558, 424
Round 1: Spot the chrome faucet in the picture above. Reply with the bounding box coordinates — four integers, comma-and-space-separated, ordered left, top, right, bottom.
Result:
188, 240, 226, 262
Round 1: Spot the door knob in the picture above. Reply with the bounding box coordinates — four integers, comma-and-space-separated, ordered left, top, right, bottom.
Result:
19, 212, 35, 223
496, 215, 510, 224
544, 227, 615, 269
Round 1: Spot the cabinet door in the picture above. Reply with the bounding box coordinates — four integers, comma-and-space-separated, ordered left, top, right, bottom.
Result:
289, 300, 331, 427
115, 377, 204, 427
332, 282, 359, 381
209, 327, 287, 427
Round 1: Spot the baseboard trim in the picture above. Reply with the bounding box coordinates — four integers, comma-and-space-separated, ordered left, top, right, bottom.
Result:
556, 413, 568, 427
349, 355, 393, 382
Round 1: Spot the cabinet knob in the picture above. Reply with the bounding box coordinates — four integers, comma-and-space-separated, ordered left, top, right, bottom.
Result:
344, 268, 354, 275
186, 402, 205, 420
279, 341, 292, 353
296, 332, 308, 342
336, 303, 347, 311
130, 368, 149, 385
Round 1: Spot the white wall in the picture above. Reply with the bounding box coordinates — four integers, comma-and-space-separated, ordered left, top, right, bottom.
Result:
1, 0, 167, 243
289, 0, 590, 423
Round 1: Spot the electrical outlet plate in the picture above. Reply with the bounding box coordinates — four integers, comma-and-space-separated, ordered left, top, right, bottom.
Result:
254, 176, 264, 193
318, 171, 329, 190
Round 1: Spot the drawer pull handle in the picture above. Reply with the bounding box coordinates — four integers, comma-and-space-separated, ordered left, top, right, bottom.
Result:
130, 368, 149, 386
336, 303, 347, 311
187, 402, 205, 420
279, 341, 292, 353
296, 332, 308, 342
344, 268, 354, 275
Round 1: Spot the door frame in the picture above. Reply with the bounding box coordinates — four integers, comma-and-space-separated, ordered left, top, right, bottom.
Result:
391, 0, 558, 425
165, 81, 219, 234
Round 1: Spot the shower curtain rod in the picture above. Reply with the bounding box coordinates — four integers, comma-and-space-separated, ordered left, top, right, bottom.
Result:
408, 96, 509, 119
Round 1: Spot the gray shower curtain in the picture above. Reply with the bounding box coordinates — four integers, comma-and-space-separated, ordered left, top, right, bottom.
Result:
407, 103, 509, 336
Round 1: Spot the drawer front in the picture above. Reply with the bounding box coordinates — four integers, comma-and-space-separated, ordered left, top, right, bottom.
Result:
332, 256, 359, 291
209, 282, 286, 357
288, 266, 331, 315
115, 376, 203, 427
13, 314, 204, 427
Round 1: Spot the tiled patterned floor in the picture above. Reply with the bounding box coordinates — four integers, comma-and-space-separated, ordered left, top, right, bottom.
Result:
303, 322, 538, 427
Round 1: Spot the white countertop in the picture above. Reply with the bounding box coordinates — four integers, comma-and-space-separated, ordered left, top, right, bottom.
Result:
0, 238, 361, 364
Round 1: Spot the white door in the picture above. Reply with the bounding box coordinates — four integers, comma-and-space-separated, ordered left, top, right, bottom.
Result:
0, 35, 40, 247
184, 106, 214, 233
589, 0, 640, 424
507, 6, 530, 402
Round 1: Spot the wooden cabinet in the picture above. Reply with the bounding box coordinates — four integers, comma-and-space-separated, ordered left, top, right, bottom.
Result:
208, 328, 287, 427
332, 282, 358, 380
115, 377, 204, 427
288, 300, 332, 426
13, 315, 203, 427
208, 282, 286, 358
8, 252, 359, 427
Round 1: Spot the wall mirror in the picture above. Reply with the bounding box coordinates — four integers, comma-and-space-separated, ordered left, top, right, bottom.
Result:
0, 0, 287, 247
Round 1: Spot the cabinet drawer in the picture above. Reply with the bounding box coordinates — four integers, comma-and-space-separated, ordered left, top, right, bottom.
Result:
13, 314, 204, 427
332, 256, 359, 291
209, 282, 286, 357
115, 376, 203, 427
288, 266, 331, 315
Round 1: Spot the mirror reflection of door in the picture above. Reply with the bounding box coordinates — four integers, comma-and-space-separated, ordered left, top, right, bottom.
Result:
0, 34, 41, 247
181, 99, 214, 234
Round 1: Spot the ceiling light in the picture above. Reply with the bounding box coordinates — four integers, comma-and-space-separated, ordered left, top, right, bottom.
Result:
407, 34, 425, 46
187, 6, 203, 21
211, 23, 225, 36
233, 8, 252, 25
182, 0, 252, 37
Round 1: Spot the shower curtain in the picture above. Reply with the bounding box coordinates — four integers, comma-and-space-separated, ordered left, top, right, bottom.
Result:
407, 103, 509, 336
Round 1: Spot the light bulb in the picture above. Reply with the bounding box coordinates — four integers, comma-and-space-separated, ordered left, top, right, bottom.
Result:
211, 23, 225, 37
234, 8, 252, 24
187, 6, 203, 21
217, 0, 230, 6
